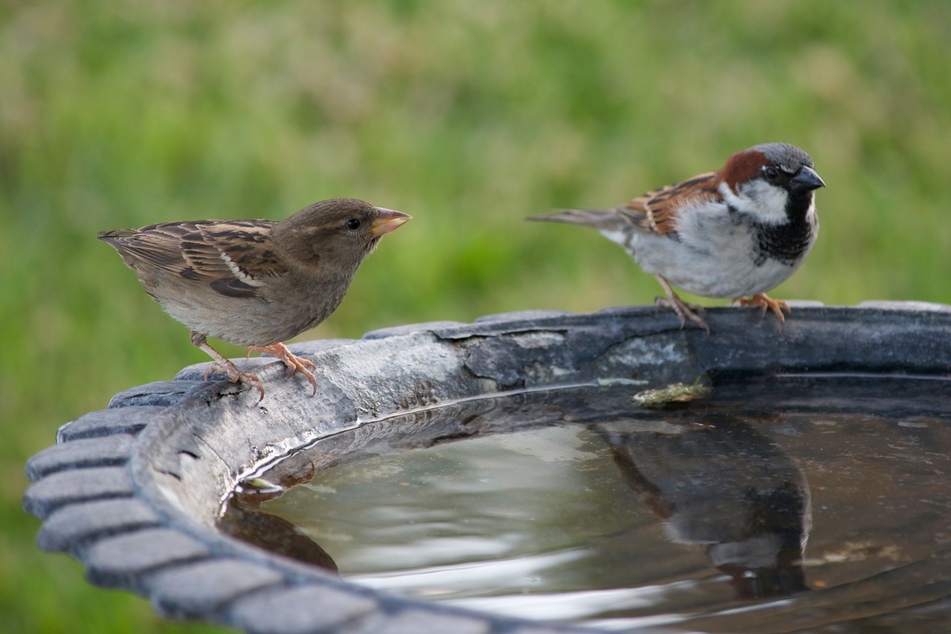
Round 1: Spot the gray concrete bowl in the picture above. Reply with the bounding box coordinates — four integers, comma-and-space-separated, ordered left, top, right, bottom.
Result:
23, 303, 951, 633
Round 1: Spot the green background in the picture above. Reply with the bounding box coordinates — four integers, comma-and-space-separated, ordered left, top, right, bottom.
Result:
2, 1, 949, 631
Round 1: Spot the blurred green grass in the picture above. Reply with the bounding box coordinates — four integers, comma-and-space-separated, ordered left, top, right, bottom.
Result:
1, 1, 949, 631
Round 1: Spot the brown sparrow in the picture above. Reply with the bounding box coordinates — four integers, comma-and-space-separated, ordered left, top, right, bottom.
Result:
529, 143, 824, 333
99, 198, 410, 400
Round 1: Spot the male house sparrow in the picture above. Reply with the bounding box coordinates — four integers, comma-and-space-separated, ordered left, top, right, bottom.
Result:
529, 143, 824, 333
99, 198, 410, 400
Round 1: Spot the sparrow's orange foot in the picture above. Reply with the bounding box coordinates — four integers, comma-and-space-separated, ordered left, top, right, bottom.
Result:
656, 295, 710, 334
190, 331, 266, 401
205, 360, 266, 402
248, 342, 318, 396
654, 276, 710, 334
734, 293, 790, 324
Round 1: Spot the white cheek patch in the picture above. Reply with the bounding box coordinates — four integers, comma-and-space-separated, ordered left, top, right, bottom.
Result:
719, 180, 789, 225
220, 251, 264, 286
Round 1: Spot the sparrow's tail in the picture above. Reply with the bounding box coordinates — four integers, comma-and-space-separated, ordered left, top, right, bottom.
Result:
526, 208, 618, 230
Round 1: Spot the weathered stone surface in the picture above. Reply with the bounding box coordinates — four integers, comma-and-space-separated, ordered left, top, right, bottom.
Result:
108, 380, 205, 408
149, 559, 285, 619
85, 528, 210, 588
21, 304, 951, 633
37, 498, 160, 553
349, 608, 493, 634
57, 406, 164, 442
173, 339, 357, 382
285, 339, 359, 355
474, 309, 576, 324
26, 434, 134, 480
362, 321, 471, 340
173, 356, 277, 382
230, 584, 379, 634
858, 300, 951, 312
23, 467, 133, 519
505, 623, 592, 634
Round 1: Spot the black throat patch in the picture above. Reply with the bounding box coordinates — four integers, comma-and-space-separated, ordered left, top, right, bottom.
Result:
751, 192, 816, 266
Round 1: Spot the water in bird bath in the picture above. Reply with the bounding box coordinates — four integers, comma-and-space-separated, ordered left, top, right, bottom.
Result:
221, 375, 951, 632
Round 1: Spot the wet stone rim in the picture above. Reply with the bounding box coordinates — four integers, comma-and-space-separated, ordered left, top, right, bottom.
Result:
23, 302, 951, 634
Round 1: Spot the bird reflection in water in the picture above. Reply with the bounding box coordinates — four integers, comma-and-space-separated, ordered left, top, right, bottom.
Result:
222, 465, 339, 573
218, 385, 813, 600
599, 415, 811, 599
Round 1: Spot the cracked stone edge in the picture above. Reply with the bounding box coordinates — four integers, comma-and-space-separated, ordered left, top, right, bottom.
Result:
22, 303, 951, 634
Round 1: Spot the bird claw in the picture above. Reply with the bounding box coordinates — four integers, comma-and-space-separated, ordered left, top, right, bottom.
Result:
248, 343, 318, 396
652, 276, 710, 334
655, 295, 711, 334
205, 360, 266, 402
734, 293, 790, 324
191, 332, 266, 401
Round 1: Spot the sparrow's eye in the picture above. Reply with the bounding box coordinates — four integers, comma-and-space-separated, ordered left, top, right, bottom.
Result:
345, 218, 362, 230
764, 166, 780, 180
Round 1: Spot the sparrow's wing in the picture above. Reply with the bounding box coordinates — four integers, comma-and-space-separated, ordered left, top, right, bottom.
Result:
194, 221, 291, 298
619, 171, 721, 237
98, 220, 284, 299
98, 223, 195, 272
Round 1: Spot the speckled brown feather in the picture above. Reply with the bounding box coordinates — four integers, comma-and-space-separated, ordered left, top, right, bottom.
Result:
619, 172, 721, 236
98, 198, 411, 400
98, 220, 286, 300
527, 143, 823, 333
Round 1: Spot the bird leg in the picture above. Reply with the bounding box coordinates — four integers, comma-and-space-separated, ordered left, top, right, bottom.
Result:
189, 331, 265, 402
246, 342, 318, 396
733, 293, 790, 324
653, 275, 711, 334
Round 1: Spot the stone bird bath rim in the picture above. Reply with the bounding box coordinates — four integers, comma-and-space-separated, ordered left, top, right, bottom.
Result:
23, 302, 951, 633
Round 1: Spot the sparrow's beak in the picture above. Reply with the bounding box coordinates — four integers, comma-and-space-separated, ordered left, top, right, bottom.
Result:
370, 208, 412, 237
791, 166, 825, 192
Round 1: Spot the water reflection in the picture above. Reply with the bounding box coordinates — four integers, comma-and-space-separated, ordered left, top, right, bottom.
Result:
223, 384, 812, 598
219, 376, 951, 630
599, 417, 809, 599
221, 500, 339, 573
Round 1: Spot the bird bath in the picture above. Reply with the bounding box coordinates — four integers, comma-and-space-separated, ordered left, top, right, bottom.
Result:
24, 302, 951, 633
